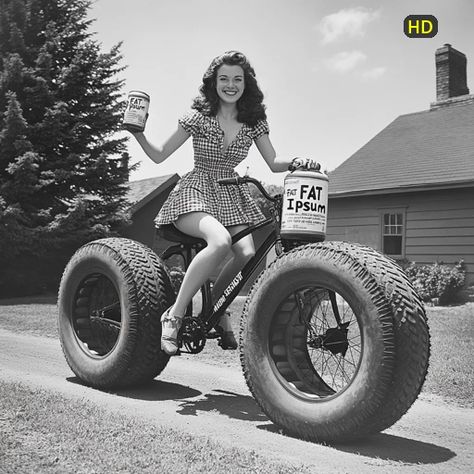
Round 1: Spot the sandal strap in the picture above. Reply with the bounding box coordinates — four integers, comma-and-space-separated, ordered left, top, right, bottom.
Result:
161, 316, 182, 328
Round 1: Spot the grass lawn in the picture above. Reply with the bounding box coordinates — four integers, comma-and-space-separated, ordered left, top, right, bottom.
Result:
0, 294, 472, 407
0, 381, 311, 474
422, 303, 473, 406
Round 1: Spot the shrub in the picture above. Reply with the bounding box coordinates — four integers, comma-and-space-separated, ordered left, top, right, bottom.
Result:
167, 266, 185, 295
404, 260, 466, 305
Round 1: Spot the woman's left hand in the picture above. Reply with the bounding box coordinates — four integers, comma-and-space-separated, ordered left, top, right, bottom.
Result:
289, 157, 321, 171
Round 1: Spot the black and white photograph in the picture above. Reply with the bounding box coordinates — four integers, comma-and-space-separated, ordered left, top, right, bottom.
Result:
0, 0, 473, 472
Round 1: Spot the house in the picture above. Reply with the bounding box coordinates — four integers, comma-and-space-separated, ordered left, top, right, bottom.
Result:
326, 44, 474, 285
123, 174, 180, 254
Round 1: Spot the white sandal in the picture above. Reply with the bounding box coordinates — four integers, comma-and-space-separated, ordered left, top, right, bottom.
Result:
160, 306, 183, 355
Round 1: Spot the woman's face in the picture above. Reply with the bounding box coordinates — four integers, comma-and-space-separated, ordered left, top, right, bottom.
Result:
215, 64, 245, 105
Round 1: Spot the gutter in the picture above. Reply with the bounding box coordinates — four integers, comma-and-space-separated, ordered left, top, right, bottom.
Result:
328, 180, 474, 199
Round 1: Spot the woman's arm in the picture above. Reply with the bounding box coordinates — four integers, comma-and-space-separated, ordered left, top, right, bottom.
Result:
255, 134, 293, 173
131, 124, 190, 165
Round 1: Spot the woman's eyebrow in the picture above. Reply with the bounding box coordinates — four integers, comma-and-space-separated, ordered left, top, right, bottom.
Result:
218, 74, 244, 79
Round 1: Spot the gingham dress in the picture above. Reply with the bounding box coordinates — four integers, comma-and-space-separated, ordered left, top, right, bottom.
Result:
155, 110, 268, 227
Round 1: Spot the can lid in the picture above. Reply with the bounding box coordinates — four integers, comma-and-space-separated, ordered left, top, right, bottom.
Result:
128, 90, 150, 100
287, 169, 329, 181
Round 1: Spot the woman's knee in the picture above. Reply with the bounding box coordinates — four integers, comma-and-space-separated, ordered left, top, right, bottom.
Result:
208, 231, 232, 256
174, 212, 231, 256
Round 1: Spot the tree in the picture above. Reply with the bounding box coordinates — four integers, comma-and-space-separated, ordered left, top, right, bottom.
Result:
0, 0, 132, 296
249, 182, 283, 218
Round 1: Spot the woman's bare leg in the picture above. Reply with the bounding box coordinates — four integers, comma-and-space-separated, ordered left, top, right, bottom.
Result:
161, 212, 232, 354
210, 225, 255, 345
210, 224, 255, 302
172, 212, 232, 317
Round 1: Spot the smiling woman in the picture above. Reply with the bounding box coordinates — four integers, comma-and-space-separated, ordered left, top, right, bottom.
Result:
126, 51, 307, 356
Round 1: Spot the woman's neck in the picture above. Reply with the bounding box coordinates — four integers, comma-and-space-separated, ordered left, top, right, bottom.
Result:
217, 103, 238, 120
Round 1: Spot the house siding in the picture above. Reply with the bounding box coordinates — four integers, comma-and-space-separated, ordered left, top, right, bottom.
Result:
326, 187, 474, 285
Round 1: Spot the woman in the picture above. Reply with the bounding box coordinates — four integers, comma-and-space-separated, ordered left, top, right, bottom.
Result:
129, 51, 316, 355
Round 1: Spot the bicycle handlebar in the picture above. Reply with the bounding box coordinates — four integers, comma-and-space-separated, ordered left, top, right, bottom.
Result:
217, 176, 278, 202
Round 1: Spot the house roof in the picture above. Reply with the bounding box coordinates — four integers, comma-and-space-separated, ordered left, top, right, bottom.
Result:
126, 174, 179, 214
328, 98, 474, 197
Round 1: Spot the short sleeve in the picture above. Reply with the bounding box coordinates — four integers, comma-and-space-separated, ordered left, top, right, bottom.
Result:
178, 110, 202, 135
252, 119, 269, 140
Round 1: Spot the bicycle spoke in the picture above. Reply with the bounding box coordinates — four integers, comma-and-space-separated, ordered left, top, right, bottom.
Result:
304, 287, 361, 393
269, 284, 362, 399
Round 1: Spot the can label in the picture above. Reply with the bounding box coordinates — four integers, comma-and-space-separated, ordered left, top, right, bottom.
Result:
281, 174, 328, 238
123, 91, 150, 132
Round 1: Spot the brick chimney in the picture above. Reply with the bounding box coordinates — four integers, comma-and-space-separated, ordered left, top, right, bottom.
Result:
435, 44, 469, 100
431, 44, 473, 109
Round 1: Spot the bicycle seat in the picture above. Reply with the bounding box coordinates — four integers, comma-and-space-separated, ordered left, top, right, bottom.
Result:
156, 224, 205, 246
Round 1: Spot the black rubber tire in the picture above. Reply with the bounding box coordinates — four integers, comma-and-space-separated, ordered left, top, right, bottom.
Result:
58, 238, 175, 389
240, 241, 430, 443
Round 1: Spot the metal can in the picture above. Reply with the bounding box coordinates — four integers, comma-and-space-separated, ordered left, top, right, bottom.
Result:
123, 90, 150, 132
280, 168, 329, 242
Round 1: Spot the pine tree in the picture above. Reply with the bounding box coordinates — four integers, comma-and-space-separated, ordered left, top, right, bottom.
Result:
0, 0, 132, 296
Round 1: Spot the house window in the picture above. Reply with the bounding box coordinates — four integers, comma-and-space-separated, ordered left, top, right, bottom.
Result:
382, 211, 405, 257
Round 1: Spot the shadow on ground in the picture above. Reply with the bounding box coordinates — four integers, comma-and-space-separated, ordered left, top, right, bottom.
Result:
258, 424, 456, 465
67, 376, 456, 465
68, 377, 267, 423
67, 377, 202, 401
116, 379, 458, 464
176, 389, 268, 422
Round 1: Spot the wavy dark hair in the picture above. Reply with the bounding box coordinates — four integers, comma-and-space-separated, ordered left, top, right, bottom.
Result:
191, 51, 267, 127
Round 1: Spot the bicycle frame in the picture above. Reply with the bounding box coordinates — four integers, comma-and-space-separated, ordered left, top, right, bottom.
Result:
157, 174, 335, 354
161, 216, 278, 332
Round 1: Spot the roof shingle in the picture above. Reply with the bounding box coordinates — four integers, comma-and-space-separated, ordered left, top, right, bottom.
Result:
126, 174, 179, 213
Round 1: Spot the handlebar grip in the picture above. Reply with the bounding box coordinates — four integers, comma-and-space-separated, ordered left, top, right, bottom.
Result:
217, 177, 240, 185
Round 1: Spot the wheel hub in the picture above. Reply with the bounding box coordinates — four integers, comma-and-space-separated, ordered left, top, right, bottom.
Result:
308, 321, 350, 356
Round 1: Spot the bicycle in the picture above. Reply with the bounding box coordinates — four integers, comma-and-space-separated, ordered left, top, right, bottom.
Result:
57, 173, 430, 442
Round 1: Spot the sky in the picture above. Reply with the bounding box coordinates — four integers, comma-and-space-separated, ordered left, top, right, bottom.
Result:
88, 0, 474, 186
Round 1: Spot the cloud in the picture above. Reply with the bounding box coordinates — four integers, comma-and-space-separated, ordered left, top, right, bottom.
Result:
360, 66, 387, 80
325, 51, 367, 73
319, 7, 380, 44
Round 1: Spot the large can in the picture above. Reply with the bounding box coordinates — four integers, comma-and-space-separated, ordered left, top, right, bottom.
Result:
123, 90, 150, 132
280, 168, 329, 241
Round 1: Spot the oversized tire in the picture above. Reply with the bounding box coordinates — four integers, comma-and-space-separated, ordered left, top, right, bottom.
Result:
240, 241, 430, 443
58, 238, 175, 389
